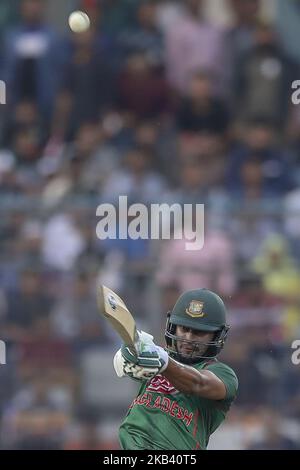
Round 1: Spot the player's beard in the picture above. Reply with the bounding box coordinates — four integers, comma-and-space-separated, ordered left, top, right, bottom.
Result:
177, 338, 208, 360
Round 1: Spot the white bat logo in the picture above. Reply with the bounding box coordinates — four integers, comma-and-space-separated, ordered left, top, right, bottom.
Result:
108, 294, 117, 310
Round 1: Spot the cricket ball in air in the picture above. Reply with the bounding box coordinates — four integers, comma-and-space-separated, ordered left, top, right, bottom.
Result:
68, 11, 90, 33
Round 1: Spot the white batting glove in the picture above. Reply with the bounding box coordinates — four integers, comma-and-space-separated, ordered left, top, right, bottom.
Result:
137, 330, 156, 351
113, 348, 162, 381
113, 331, 169, 381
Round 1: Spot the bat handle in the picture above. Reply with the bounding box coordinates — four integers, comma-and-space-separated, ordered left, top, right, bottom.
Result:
128, 344, 138, 357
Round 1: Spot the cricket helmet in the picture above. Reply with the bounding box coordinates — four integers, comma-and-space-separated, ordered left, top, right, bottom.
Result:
165, 288, 230, 364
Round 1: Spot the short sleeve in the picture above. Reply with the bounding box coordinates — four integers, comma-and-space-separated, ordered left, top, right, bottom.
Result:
205, 362, 238, 402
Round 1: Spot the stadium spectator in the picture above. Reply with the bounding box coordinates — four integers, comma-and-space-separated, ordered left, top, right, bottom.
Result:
2, 0, 67, 119
54, 27, 115, 139
156, 217, 236, 297
252, 234, 300, 301
226, 0, 261, 77
176, 70, 230, 135
3, 269, 53, 341
227, 117, 294, 196
165, 0, 227, 94
233, 22, 298, 126
1, 374, 71, 449
117, 1, 164, 66
117, 53, 171, 119
101, 145, 167, 204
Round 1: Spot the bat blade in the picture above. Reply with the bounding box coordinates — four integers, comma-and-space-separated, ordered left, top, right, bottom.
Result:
97, 285, 138, 355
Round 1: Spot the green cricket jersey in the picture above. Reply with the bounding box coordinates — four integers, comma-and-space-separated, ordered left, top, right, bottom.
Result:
119, 360, 238, 450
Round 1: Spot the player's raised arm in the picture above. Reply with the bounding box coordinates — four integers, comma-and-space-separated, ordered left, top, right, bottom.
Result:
162, 357, 227, 400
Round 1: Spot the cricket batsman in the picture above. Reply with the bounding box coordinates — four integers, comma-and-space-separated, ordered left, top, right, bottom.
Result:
113, 288, 238, 450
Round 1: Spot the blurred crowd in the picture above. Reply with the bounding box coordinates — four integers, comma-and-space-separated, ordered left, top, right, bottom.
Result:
0, 0, 300, 450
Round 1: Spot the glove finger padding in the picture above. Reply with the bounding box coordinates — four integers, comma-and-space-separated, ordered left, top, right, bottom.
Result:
120, 345, 138, 364
121, 344, 162, 368
121, 343, 169, 374
113, 349, 145, 382
123, 362, 160, 380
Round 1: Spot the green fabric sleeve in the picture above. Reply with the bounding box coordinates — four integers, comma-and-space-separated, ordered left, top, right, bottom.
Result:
205, 362, 238, 401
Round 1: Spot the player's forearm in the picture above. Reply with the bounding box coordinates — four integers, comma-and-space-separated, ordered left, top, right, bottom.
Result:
162, 358, 206, 395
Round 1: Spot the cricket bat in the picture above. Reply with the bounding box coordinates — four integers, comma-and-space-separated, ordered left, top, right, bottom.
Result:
97, 285, 139, 355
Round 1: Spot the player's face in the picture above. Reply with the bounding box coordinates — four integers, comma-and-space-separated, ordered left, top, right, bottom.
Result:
176, 325, 214, 358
